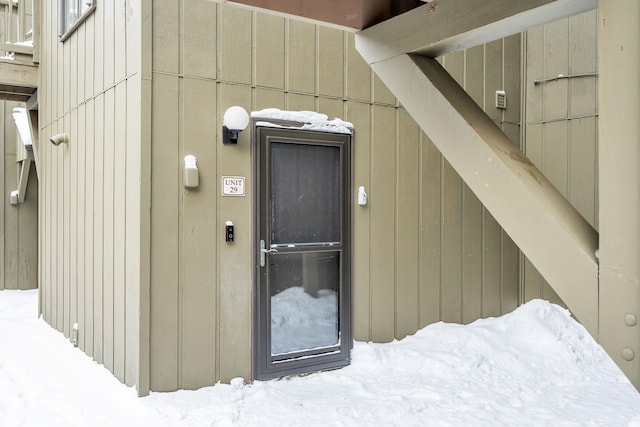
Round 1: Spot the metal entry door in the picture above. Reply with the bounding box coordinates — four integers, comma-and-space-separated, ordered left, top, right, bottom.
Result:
254, 126, 351, 380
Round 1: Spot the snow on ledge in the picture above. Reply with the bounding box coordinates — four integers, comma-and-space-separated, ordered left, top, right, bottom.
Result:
14, 40, 34, 47
252, 108, 353, 135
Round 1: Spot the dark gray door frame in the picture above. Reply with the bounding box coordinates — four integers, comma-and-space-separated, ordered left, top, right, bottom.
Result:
252, 122, 352, 380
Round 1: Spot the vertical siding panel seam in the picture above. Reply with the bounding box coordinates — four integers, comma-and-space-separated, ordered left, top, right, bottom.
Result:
480, 46, 486, 316
369, 103, 376, 339
109, 91, 116, 368
97, 96, 105, 362
501, 38, 505, 131
214, 80, 221, 380
458, 36, 465, 316
284, 18, 289, 94
417, 130, 422, 329
342, 35, 352, 100
15, 110, 20, 289
214, 16, 222, 381
122, 0, 127, 84
343, 31, 347, 99
368, 103, 373, 339
13, 112, 18, 289
64, 131, 69, 333
178, 0, 183, 75
480, 208, 485, 316
48, 129, 52, 319
438, 156, 444, 319
72, 112, 79, 326
72, 112, 77, 328
460, 181, 465, 321
394, 107, 399, 336
393, 108, 397, 336
77, 106, 84, 338
500, 231, 505, 313
177, 0, 185, 381
482, 44, 487, 110
214, 81, 220, 383
251, 11, 256, 87
10, 110, 20, 289
58, 120, 65, 308
314, 24, 319, 96
13, 107, 18, 290
176, 0, 184, 389
58, 138, 63, 330
54, 129, 58, 328
520, 33, 527, 149
541, 24, 546, 174
85, 102, 91, 353
369, 44, 375, 104
459, 46, 467, 321
414, 125, 420, 331
417, 130, 424, 329
565, 20, 572, 203
519, 27, 528, 301
48, 133, 52, 321
594, 119, 598, 225
177, 77, 184, 389
462, 49, 468, 102
500, 39, 506, 312
567, 119, 572, 202
45, 125, 49, 318
393, 107, 399, 337
458, 179, 462, 323
123, 82, 129, 382
518, 252, 525, 305
215, 4, 221, 99
43, 127, 47, 316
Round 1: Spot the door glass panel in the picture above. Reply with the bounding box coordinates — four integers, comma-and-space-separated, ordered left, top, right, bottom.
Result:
270, 251, 340, 355
271, 143, 341, 244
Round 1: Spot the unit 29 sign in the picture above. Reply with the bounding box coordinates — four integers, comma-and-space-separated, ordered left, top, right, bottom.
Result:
222, 176, 245, 196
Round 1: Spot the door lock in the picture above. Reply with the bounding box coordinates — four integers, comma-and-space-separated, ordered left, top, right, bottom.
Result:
260, 239, 278, 267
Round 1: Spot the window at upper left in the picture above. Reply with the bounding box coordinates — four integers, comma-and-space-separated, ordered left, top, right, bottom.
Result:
60, 0, 96, 41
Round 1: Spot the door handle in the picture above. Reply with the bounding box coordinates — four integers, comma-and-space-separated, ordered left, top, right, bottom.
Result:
260, 239, 278, 267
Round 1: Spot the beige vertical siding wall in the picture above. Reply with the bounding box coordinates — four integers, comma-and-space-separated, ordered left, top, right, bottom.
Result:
148, 1, 521, 391
522, 10, 598, 305
34, 1, 601, 395
38, 1, 145, 391
1, 100, 37, 290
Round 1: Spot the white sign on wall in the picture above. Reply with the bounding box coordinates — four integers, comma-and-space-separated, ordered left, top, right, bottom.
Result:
222, 176, 246, 196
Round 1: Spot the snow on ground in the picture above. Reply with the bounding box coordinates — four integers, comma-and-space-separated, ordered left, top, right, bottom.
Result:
1, 289, 639, 427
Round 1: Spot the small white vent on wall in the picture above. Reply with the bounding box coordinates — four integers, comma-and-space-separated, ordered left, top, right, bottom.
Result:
495, 90, 507, 109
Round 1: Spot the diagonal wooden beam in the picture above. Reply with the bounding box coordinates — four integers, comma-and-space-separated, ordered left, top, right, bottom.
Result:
356, 0, 597, 64
369, 53, 599, 335
17, 158, 32, 204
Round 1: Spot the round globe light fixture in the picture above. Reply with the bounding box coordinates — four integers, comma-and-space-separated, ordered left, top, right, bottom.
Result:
222, 106, 250, 144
